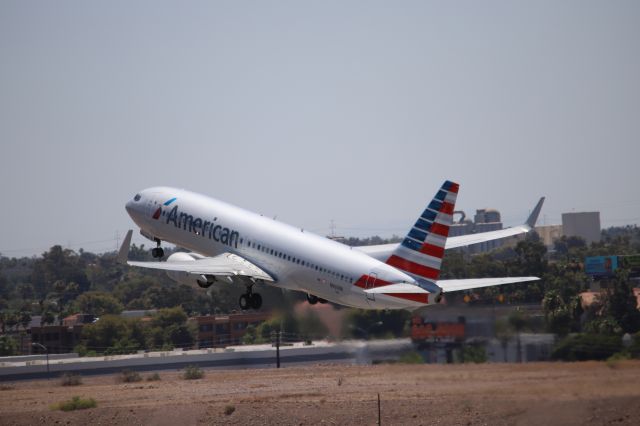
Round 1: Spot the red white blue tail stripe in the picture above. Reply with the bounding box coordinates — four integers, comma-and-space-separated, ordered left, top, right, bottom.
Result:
386, 180, 459, 282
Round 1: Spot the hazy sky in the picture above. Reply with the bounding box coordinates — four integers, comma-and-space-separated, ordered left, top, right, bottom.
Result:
1, 1, 639, 257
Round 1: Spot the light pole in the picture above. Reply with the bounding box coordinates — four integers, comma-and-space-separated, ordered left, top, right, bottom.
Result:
32, 342, 49, 379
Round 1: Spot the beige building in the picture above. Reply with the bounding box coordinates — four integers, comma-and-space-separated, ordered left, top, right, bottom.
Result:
535, 224, 563, 247
562, 212, 601, 244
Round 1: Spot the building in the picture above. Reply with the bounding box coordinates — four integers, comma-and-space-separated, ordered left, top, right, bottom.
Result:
562, 212, 601, 244
450, 208, 504, 253
190, 311, 271, 348
30, 325, 83, 354
30, 314, 96, 354
535, 224, 563, 248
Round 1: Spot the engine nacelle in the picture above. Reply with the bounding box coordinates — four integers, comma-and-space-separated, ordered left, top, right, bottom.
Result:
164, 252, 214, 288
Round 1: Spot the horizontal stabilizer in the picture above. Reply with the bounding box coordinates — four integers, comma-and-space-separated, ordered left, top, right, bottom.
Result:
436, 276, 539, 293
364, 283, 431, 294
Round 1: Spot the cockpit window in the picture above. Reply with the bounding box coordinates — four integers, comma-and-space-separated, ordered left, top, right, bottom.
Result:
133, 194, 141, 201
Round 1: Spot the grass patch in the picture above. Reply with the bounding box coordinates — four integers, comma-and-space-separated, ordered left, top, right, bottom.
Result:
398, 351, 424, 364
183, 365, 204, 380
118, 369, 142, 383
60, 372, 82, 386
607, 352, 631, 369
224, 405, 236, 416
51, 396, 97, 411
146, 372, 161, 381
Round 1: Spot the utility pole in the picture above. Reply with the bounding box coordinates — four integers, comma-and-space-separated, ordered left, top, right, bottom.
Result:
276, 330, 281, 368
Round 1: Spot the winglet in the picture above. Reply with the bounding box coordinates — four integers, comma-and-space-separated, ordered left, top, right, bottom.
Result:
118, 230, 133, 264
525, 197, 545, 228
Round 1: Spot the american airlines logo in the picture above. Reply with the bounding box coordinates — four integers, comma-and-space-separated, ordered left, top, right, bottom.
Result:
155, 198, 240, 249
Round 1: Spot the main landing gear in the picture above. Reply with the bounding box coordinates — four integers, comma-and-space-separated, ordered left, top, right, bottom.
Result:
307, 294, 328, 305
151, 239, 164, 259
239, 286, 262, 310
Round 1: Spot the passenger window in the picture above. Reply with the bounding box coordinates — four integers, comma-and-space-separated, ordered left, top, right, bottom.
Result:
133, 194, 141, 201
257, 245, 261, 250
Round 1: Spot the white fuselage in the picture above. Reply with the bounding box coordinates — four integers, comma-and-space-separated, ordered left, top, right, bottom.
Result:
125, 187, 432, 310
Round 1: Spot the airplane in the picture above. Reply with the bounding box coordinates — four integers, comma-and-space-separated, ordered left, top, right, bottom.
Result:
119, 181, 545, 311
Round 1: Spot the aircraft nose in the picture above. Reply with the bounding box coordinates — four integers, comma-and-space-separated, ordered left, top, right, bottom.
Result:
125, 200, 135, 216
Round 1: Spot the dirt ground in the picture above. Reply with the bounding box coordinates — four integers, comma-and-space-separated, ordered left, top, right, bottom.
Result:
1, 361, 640, 425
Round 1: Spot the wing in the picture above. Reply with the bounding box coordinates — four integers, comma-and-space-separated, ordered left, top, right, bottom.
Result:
445, 225, 531, 249
363, 277, 539, 297
127, 253, 274, 282
356, 197, 545, 260
436, 276, 539, 292
118, 230, 274, 282
446, 197, 544, 249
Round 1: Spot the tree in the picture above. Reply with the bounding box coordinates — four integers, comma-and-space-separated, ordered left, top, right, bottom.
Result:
30, 246, 90, 297
3, 310, 18, 331
19, 311, 32, 330
74, 292, 124, 316
151, 307, 188, 329
494, 318, 514, 362
513, 238, 547, 277
298, 309, 328, 340
543, 289, 583, 336
0, 335, 17, 356
80, 315, 140, 353
148, 307, 194, 350
242, 325, 257, 345
554, 236, 587, 257
41, 310, 55, 326
602, 270, 640, 334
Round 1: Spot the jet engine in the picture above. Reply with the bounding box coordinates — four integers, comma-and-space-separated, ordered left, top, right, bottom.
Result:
164, 252, 216, 288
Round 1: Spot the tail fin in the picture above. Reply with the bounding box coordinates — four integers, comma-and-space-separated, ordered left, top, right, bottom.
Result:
386, 180, 459, 282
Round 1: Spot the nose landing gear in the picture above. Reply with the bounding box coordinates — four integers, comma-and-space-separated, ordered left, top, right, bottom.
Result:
151, 239, 164, 259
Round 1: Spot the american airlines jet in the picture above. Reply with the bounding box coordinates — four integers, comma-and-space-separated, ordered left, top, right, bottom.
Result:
119, 181, 544, 311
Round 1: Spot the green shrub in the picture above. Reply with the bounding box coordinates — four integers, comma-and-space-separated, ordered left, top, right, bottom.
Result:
119, 369, 142, 383
460, 345, 487, 364
51, 396, 97, 411
398, 351, 424, 364
224, 405, 235, 415
606, 351, 631, 369
552, 334, 623, 361
183, 365, 204, 380
60, 372, 82, 386
146, 372, 161, 381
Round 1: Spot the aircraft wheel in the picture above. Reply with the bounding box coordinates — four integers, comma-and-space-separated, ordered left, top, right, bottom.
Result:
318, 298, 328, 304
250, 293, 262, 310
239, 294, 250, 310
307, 294, 318, 305
197, 280, 213, 289
151, 247, 164, 259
